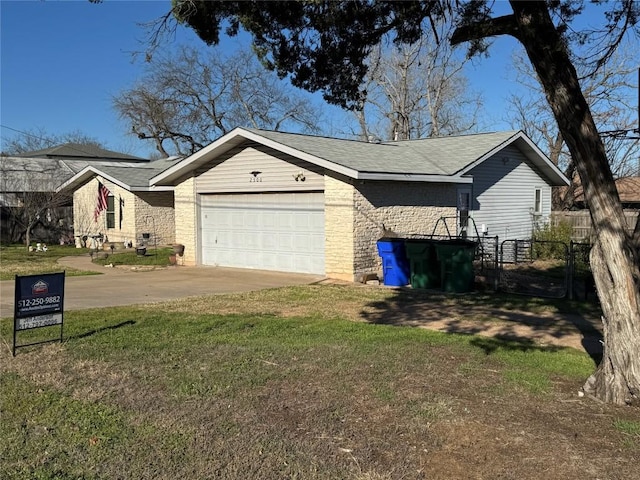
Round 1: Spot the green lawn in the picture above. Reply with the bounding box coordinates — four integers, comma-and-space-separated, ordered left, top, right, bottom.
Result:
0, 244, 174, 280
0, 245, 96, 280
0, 285, 636, 479
90, 247, 175, 267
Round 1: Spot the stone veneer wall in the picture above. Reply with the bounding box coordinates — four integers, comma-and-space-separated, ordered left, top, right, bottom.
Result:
134, 191, 175, 246
322, 177, 458, 281
323, 175, 356, 281
73, 179, 101, 244
353, 181, 457, 279
173, 171, 458, 278
173, 175, 197, 266
73, 178, 137, 246
73, 177, 174, 248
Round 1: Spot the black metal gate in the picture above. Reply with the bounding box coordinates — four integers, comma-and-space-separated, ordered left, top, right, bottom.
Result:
568, 241, 596, 301
499, 239, 569, 298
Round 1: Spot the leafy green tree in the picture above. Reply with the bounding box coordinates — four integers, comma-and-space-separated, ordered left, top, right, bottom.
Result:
167, 0, 640, 405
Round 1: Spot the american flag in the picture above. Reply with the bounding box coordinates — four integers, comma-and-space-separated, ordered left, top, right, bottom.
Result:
94, 182, 110, 222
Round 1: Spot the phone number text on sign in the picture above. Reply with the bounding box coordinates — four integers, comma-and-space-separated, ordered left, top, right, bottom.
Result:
17, 295, 62, 310
17, 313, 63, 330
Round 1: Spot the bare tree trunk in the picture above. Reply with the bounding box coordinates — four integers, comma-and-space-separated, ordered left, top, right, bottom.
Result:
453, 1, 640, 405
510, 2, 640, 406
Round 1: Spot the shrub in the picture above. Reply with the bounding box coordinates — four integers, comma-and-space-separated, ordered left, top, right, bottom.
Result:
532, 221, 573, 260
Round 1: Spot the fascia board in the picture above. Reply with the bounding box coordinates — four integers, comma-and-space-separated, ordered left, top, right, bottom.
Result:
357, 172, 473, 183
130, 186, 174, 192
514, 133, 570, 186
150, 129, 246, 185
55, 166, 132, 192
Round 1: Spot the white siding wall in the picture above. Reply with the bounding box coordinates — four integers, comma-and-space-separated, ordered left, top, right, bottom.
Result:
468, 145, 552, 240
196, 143, 324, 193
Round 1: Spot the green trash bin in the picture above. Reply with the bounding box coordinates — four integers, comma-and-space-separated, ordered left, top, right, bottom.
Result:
435, 240, 477, 293
405, 240, 441, 289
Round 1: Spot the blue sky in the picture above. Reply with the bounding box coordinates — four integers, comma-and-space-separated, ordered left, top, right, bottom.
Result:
1, 0, 212, 156
1, 0, 628, 158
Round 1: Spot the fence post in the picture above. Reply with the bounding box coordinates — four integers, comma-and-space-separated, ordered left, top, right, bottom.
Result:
493, 236, 499, 291
568, 241, 575, 300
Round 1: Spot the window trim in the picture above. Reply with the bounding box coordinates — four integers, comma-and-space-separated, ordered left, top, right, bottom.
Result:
106, 194, 115, 229
534, 187, 543, 215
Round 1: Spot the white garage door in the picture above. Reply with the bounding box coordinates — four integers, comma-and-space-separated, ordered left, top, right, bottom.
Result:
200, 193, 325, 275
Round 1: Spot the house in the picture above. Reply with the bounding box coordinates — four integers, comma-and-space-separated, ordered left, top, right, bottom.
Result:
148, 128, 568, 281
553, 176, 640, 240
57, 156, 179, 248
0, 143, 148, 244
568, 176, 640, 210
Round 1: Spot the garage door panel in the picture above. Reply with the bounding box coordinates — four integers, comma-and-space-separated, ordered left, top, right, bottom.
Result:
200, 193, 324, 275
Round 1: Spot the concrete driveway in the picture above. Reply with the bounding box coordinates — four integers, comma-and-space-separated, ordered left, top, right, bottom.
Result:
0, 255, 325, 318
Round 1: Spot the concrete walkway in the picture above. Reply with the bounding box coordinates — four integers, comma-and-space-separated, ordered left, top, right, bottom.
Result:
0, 255, 325, 318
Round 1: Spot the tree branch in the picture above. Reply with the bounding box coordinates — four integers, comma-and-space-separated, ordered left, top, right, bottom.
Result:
451, 14, 519, 46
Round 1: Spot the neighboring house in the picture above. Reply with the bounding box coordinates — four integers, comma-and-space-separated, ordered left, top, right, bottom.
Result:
553, 176, 640, 240
150, 127, 568, 281
0, 143, 148, 244
568, 176, 640, 210
58, 157, 179, 248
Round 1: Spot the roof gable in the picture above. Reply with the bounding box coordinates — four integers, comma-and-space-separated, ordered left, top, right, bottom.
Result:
57, 156, 181, 193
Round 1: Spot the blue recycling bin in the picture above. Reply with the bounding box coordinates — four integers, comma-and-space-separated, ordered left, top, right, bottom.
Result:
376, 238, 410, 286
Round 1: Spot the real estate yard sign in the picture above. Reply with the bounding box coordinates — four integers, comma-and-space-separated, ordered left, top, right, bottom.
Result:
13, 272, 65, 356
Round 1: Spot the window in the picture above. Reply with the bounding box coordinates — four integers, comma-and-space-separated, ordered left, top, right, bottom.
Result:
106, 195, 115, 229
457, 187, 471, 235
534, 188, 542, 215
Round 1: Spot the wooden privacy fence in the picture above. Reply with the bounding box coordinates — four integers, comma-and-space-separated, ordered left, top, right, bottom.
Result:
550, 210, 639, 240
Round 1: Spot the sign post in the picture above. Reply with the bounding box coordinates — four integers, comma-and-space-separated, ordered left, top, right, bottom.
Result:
13, 272, 65, 356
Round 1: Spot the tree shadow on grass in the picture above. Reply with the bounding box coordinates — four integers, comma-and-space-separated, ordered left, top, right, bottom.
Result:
68, 320, 136, 340
360, 288, 603, 363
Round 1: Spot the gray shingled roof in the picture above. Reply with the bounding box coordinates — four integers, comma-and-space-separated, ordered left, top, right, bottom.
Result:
88, 157, 181, 188
4, 145, 167, 195
18, 143, 146, 161
244, 129, 519, 175
1, 157, 76, 193
152, 127, 569, 187
56, 155, 183, 192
